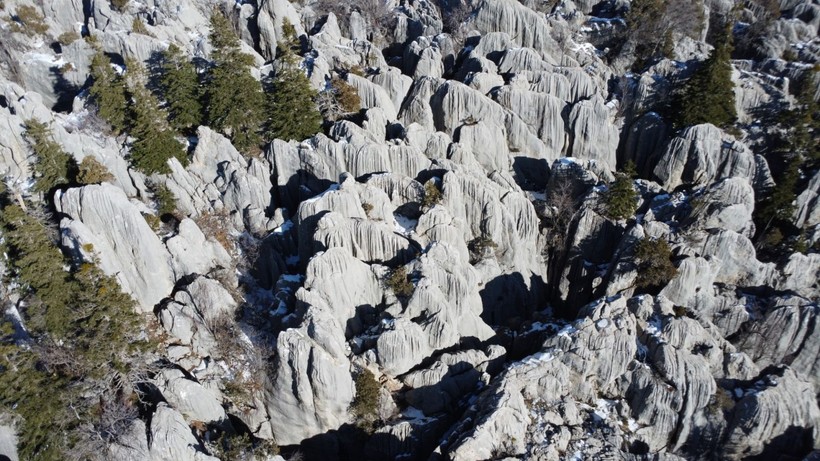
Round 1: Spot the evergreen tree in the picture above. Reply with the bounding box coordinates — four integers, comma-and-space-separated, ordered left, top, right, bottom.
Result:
88, 50, 128, 134
159, 43, 202, 132
125, 59, 188, 174
603, 163, 638, 220
0, 194, 145, 461
0, 203, 74, 337
204, 9, 265, 153
22, 119, 76, 193
675, 25, 737, 129
635, 237, 678, 291
265, 20, 322, 142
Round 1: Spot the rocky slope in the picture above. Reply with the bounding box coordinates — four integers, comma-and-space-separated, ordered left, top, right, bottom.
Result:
0, 0, 818, 460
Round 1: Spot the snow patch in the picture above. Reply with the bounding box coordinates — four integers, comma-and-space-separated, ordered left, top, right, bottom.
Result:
393, 213, 418, 236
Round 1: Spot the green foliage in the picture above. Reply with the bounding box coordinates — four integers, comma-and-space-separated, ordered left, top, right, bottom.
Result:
625, 0, 703, 69
385, 266, 414, 298
266, 64, 322, 141
212, 432, 279, 460
422, 179, 443, 209
468, 234, 497, 263
753, 70, 818, 260
159, 43, 202, 132
332, 76, 361, 113
0, 203, 74, 337
0, 197, 146, 461
76, 156, 113, 184
22, 119, 76, 193
131, 17, 150, 35
110, 0, 128, 11
57, 30, 80, 45
265, 21, 321, 142
350, 368, 381, 431
362, 202, 373, 217
125, 59, 187, 174
10, 5, 48, 36
89, 50, 128, 133
150, 181, 177, 217
634, 237, 678, 290
0, 346, 72, 461
675, 26, 737, 129
205, 9, 265, 152
603, 165, 638, 220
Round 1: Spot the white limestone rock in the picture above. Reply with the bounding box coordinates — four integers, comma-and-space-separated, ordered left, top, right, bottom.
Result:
57, 184, 174, 312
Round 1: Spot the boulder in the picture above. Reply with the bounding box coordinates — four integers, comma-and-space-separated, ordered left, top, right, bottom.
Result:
149, 404, 219, 461
57, 184, 174, 312
156, 369, 227, 424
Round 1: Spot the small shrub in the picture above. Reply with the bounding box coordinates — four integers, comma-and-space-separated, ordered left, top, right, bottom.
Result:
10, 5, 48, 36
59, 62, 74, 73
362, 202, 373, 217
212, 432, 279, 460
131, 18, 150, 35
347, 65, 365, 76
634, 238, 677, 290
350, 368, 380, 431
110, 0, 129, 11
196, 210, 234, 251
385, 266, 413, 298
708, 388, 735, 416
142, 212, 161, 231
76, 156, 113, 184
331, 77, 361, 113
422, 180, 442, 209
57, 30, 80, 45
150, 182, 177, 217
468, 234, 497, 263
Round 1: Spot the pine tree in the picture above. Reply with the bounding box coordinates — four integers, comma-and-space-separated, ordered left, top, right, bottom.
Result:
125, 59, 188, 174
265, 20, 322, 142
676, 25, 737, 129
159, 43, 202, 133
22, 119, 76, 193
88, 50, 128, 133
603, 163, 638, 220
204, 9, 265, 153
0, 202, 74, 337
635, 237, 677, 291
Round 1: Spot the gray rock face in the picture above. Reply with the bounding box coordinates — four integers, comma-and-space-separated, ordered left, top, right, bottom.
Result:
301, 247, 382, 337
735, 300, 820, 388
722, 367, 820, 459
0, 419, 17, 461
107, 419, 150, 461
57, 184, 174, 312
149, 404, 219, 461
443, 296, 636, 460
156, 369, 227, 424
165, 219, 232, 282
265, 305, 355, 445
567, 95, 619, 170
796, 169, 820, 229
3, 0, 820, 458
375, 242, 496, 375
653, 124, 773, 192
686, 177, 756, 236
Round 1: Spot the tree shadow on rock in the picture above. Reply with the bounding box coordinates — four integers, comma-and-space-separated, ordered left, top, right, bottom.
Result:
49, 65, 80, 113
